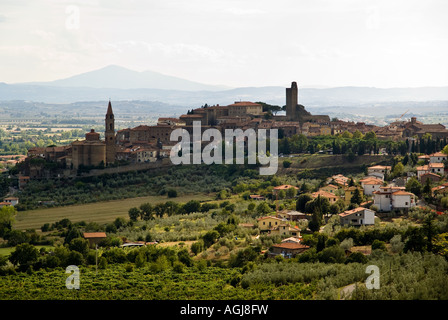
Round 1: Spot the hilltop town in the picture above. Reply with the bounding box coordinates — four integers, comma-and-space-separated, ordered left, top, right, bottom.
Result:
14, 81, 448, 180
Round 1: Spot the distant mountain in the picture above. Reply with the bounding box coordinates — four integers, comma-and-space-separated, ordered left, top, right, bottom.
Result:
2, 66, 448, 111
21, 65, 230, 92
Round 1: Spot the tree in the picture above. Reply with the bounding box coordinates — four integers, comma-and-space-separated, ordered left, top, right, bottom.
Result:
371, 239, 386, 251
128, 207, 140, 222
9, 243, 39, 270
167, 189, 178, 198
296, 193, 313, 212
202, 230, 219, 248
0, 205, 16, 237
69, 237, 90, 256
404, 227, 426, 253
350, 188, 363, 205
191, 240, 204, 255
286, 187, 297, 199
139, 203, 154, 220
364, 131, 377, 140
405, 177, 422, 197
183, 200, 201, 214
256, 202, 272, 214
392, 162, 404, 178
317, 245, 346, 263
309, 211, 323, 232
229, 247, 258, 268
442, 144, 448, 155
64, 226, 82, 245
282, 159, 292, 168
422, 214, 438, 252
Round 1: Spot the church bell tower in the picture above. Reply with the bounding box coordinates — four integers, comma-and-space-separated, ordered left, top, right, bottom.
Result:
105, 100, 116, 164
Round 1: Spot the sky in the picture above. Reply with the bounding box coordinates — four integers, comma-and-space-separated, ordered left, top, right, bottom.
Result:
0, 0, 447, 88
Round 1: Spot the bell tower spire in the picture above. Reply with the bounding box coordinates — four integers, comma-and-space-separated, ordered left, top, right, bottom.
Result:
105, 100, 116, 164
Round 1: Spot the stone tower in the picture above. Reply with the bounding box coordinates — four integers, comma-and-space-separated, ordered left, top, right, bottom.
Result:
286, 81, 298, 120
105, 100, 116, 164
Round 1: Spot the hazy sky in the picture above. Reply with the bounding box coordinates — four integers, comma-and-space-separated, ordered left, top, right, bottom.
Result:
1, 0, 447, 88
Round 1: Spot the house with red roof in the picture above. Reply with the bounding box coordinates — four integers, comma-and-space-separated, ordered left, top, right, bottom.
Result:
269, 242, 310, 258
373, 186, 416, 212
339, 207, 376, 226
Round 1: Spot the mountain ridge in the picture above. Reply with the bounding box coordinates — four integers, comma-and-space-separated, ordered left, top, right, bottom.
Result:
17, 65, 231, 92
1, 65, 448, 107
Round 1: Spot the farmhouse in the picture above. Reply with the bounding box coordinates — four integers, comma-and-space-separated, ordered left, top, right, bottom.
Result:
3, 197, 19, 206
257, 216, 285, 232
339, 207, 375, 226
367, 165, 391, 179
373, 186, 416, 212
417, 163, 445, 179
359, 177, 384, 196
312, 190, 340, 204
320, 184, 339, 194
429, 152, 448, 163
269, 242, 310, 258
83, 232, 107, 247
270, 224, 301, 237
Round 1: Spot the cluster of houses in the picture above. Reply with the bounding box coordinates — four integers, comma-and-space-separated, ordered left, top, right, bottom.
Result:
255, 156, 443, 258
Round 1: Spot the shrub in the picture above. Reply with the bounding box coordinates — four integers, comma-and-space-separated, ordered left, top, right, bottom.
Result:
172, 261, 185, 273
371, 239, 386, 251
191, 240, 204, 255
317, 245, 346, 263
167, 189, 178, 198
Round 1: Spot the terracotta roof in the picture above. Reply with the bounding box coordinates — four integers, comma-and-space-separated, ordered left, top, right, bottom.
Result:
227, 101, 261, 107
273, 184, 299, 190
83, 232, 107, 239
430, 163, 444, 168
271, 243, 309, 250
362, 180, 383, 185
313, 190, 339, 199
392, 191, 414, 196
430, 152, 447, 157
257, 216, 283, 221
368, 165, 391, 170
339, 207, 369, 217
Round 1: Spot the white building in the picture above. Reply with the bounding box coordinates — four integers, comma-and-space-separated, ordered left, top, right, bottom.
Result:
360, 177, 383, 196
367, 165, 391, 179
339, 207, 375, 226
417, 163, 445, 179
429, 152, 447, 163
3, 197, 19, 206
373, 186, 416, 212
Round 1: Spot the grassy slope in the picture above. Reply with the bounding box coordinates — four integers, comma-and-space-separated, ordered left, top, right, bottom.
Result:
14, 193, 212, 231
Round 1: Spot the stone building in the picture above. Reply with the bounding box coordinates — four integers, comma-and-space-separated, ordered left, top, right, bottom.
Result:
71, 129, 106, 169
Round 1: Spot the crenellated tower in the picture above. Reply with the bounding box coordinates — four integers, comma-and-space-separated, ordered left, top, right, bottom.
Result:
286, 81, 298, 120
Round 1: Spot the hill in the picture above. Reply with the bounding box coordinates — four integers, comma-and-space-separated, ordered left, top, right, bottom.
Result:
21, 65, 230, 92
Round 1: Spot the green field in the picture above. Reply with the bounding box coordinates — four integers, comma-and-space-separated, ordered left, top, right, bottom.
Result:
14, 193, 213, 231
